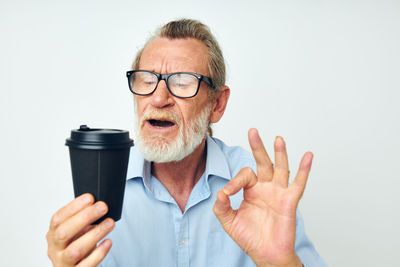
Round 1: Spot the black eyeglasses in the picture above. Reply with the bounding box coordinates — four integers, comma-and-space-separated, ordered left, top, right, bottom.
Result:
126, 70, 215, 99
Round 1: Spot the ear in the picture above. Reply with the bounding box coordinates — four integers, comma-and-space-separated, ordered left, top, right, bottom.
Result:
210, 85, 230, 123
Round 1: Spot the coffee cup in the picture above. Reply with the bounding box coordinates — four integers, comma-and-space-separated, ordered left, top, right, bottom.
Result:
66, 125, 133, 224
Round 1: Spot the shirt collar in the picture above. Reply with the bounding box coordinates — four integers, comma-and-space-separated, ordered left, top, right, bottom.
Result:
204, 135, 231, 181
126, 146, 151, 190
126, 135, 232, 188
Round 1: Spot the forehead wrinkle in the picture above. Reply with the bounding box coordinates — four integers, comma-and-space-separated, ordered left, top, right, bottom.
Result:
139, 37, 209, 76
140, 53, 202, 74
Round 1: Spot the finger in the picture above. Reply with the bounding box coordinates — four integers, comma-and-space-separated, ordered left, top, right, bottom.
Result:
223, 167, 257, 196
290, 152, 313, 200
50, 193, 94, 231
63, 218, 115, 265
71, 225, 95, 243
53, 201, 108, 249
76, 239, 112, 267
274, 136, 290, 187
213, 190, 236, 233
248, 128, 274, 181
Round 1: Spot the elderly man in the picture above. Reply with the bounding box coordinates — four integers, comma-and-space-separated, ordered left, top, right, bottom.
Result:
46, 19, 327, 267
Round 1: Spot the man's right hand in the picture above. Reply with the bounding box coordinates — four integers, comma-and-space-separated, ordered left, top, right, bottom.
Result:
46, 193, 115, 267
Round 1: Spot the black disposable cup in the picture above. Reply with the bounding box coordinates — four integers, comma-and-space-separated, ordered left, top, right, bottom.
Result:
66, 125, 133, 224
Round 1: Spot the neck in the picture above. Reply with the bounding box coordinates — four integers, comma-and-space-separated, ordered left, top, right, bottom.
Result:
152, 138, 207, 213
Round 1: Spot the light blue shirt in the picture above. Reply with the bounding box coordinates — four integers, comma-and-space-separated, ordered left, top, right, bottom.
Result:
100, 136, 327, 267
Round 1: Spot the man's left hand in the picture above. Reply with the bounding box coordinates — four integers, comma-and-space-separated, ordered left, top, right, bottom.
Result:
213, 128, 312, 267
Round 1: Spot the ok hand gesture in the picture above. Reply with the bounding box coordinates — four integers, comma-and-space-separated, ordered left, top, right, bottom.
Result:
213, 128, 313, 267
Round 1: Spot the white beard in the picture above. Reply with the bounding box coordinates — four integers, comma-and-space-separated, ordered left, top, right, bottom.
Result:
134, 102, 212, 163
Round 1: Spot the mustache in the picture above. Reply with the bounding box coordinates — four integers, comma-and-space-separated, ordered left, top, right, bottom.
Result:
140, 108, 181, 126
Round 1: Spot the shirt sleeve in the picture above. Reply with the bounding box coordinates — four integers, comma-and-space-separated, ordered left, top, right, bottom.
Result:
295, 210, 329, 266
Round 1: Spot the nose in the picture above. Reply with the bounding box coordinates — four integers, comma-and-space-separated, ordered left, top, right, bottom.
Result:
150, 80, 174, 108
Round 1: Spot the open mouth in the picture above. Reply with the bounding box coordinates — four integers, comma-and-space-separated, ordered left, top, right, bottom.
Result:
147, 119, 176, 128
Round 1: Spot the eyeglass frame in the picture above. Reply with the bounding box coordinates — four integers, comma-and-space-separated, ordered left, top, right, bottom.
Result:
126, 70, 216, 99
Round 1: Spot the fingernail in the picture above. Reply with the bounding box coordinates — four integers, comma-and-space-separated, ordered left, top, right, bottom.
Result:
216, 191, 229, 208
223, 184, 234, 195
96, 202, 107, 213
102, 239, 112, 249
103, 239, 112, 249
275, 136, 285, 146
306, 152, 314, 165
104, 219, 114, 229
81, 194, 91, 204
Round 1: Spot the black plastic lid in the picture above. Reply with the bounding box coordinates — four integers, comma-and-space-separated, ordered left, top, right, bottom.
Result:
66, 125, 134, 150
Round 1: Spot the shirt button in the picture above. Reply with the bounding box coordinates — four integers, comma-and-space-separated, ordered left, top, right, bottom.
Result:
180, 238, 186, 245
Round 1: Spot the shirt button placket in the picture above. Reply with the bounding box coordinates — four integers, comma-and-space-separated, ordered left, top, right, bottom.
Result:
177, 214, 189, 267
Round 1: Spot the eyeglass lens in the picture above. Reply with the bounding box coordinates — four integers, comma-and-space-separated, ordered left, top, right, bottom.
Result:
130, 71, 199, 98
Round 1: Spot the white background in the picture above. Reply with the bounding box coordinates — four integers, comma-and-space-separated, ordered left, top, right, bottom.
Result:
1, 0, 399, 266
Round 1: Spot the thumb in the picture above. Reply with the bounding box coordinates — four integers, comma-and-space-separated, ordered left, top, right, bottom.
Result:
213, 190, 236, 232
